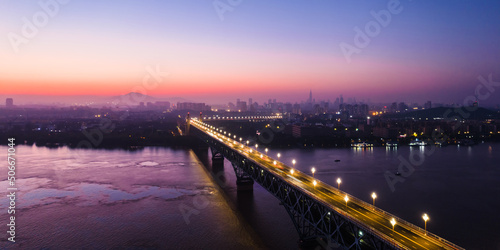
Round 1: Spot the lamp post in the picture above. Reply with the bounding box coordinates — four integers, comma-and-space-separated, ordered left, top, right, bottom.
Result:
311, 167, 316, 178
344, 195, 349, 209
422, 213, 429, 235
265, 148, 268, 155
337, 178, 342, 190
390, 218, 396, 231
371, 192, 377, 206
313, 180, 317, 189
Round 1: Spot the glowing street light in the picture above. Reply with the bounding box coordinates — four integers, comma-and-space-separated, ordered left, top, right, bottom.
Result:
313, 180, 317, 188
292, 159, 296, 168
371, 192, 377, 206
239, 138, 242, 142
311, 167, 316, 178
422, 213, 429, 235
246, 140, 249, 145
344, 195, 349, 208
265, 148, 268, 154
255, 144, 258, 149
390, 218, 396, 231
337, 178, 342, 189
273, 160, 277, 165
277, 153, 281, 159
290, 169, 294, 175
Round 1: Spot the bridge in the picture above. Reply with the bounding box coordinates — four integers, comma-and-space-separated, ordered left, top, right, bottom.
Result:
187, 115, 464, 250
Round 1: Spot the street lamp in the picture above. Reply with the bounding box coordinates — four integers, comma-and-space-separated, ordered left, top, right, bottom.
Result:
344, 195, 349, 209
313, 180, 317, 188
273, 160, 277, 165
371, 192, 377, 206
311, 167, 316, 178
422, 213, 429, 235
290, 169, 294, 175
277, 153, 281, 160
390, 218, 396, 231
265, 148, 268, 154
255, 144, 258, 149
337, 178, 342, 189
246, 140, 249, 146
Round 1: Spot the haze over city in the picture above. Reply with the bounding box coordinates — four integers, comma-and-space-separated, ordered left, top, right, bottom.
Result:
1, 1, 499, 106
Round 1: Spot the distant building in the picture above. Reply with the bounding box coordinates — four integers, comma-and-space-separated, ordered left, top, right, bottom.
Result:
236, 100, 247, 112
177, 102, 211, 111
6, 98, 13, 108
424, 101, 432, 109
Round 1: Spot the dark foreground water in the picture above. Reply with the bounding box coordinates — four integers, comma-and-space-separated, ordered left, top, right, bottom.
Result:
0, 143, 499, 249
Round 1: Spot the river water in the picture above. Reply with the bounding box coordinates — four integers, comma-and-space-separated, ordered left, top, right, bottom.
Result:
0, 143, 499, 249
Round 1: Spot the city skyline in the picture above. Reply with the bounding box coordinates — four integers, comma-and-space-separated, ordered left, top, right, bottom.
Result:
1, 1, 500, 106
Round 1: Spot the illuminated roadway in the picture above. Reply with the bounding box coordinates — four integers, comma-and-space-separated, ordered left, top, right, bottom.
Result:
190, 118, 464, 250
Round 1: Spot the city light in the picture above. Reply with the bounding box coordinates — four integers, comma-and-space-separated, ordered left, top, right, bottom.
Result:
311, 167, 316, 178
313, 180, 317, 188
371, 192, 377, 206
344, 195, 349, 208
337, 178, 342, 189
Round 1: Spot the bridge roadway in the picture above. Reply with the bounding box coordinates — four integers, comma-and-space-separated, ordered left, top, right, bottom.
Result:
190, 118, 464, 250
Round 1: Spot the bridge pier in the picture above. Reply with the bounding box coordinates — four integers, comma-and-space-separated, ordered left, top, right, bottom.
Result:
232, 162, 254, 191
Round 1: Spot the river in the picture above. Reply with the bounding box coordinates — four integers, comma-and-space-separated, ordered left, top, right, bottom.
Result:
0, 143, 499, 249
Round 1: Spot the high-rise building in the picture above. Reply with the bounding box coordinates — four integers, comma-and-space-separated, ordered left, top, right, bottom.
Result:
6, 98, 13, 108
309, 90, 313, 103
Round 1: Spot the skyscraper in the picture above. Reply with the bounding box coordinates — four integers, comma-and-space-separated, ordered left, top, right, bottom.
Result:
309, 90, 313, 103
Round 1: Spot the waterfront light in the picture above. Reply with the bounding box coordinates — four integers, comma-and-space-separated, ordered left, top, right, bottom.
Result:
292, 159, 296, 167
337, 178, 342, 189
423, 213, 429, 235
255, 144, 258, 149
290, 169, 294, 175
273, 160, 277, 165
390, 218, 396, 231
311, 167, 316, 178
246, 140, 249, 145
265, 148, 268, 154
277, 153, 281, 160
372, 192, 377, 206
344, 195, 349, 208
313, 180, 317, 188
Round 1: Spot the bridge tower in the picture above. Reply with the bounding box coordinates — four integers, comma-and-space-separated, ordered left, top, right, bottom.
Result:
185, 112, 190, 135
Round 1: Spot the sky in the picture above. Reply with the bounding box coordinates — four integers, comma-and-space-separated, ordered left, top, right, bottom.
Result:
1, 0, 499, 106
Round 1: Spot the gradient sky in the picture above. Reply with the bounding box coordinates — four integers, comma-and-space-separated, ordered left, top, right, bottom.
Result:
1, 0, 499, 105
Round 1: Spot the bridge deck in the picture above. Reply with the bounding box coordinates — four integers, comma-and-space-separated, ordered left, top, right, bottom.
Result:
191, 119, 464, 250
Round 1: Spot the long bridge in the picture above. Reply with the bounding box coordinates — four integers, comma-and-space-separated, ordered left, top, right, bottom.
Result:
186, 114, 464, 250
